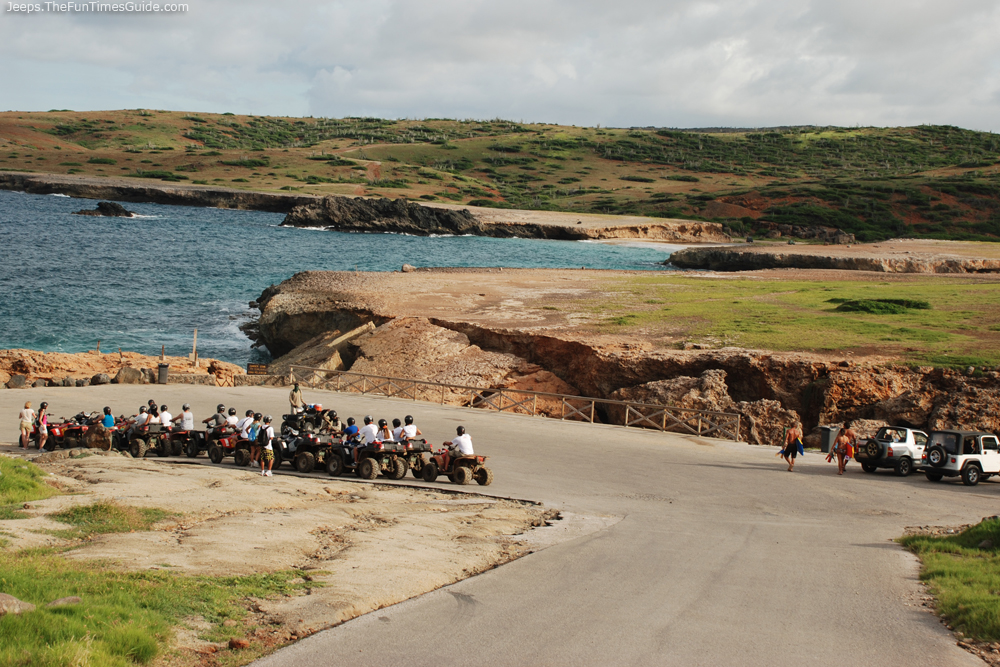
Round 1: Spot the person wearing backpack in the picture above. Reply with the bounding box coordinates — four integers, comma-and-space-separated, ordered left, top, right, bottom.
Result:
259, 415, 276, 477
247, 412, 262, 467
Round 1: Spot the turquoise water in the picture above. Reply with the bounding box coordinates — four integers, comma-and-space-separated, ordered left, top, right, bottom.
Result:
0, 190, 676, 365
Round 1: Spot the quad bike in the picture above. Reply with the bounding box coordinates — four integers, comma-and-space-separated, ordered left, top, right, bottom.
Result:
207, 431, 251, 465
324, 437, 409, 480
421, 448, 493, 486
129, 423, 172, 459
34, 411, 100, 450
398, 438, 432, 480
169, 429, 207, 458
278, 432, 336, 474
281, 405, 331, 435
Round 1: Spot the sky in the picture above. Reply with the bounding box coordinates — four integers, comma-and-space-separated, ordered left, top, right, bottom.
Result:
2, 0, 999, 131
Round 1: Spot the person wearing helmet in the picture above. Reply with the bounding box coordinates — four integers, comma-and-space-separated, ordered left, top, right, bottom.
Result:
259, 415, 276, 476
248, 412, 264, 466
124, 405, 148, 442
148, 401, 160, 419
236, 409, 254, 438
359, 415, 379, 446
203, 404, 228, 438
158, 405, 173, 430
173, 404, 195, 431
321, 409, 343, 435
444, 425, 474, 458
391, 418, 403, 442
402, 415, 422, 441
343, 417, 358, 439
226, 407, 239, 427
101, 406, 115, 429
377, 418, 393, 442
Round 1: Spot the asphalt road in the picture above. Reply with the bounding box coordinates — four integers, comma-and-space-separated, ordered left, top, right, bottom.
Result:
2, 384, 991, 666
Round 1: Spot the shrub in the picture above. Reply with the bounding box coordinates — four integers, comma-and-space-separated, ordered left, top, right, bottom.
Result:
620, 175, 656, 182
87, 157, 116, 165
833, 299, 931, 314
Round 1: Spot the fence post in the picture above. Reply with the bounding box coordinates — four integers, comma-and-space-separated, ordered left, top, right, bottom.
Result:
532, 394, 537, 416
441, 385, 445, 405
590, 401, 595, 424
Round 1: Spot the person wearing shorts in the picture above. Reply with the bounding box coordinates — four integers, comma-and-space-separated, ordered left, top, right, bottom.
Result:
782, 425, 802, 472
37, 402, 50, 450
259, 415, 275, 477
19, 402, 36, 449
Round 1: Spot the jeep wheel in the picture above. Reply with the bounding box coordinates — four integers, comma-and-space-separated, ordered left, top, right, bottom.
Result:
421, 461, 439, 483
295, 452, 316, 474
863, 440, 880, 459
208, 445, 224, 464
326, 453, 345, 477
927, 445, 947, 468
185, 439, 199, 458
129, 438, 147, 459
962, 465, 982, 487
233, 449, 250, 467
389, 457, 408, 480
894, 457, 913, 477
475, 466, 494, 486
861, 463, 877, 473
925, 472, 943, 482
358, 457, 379, 480
454, 465, 472, 485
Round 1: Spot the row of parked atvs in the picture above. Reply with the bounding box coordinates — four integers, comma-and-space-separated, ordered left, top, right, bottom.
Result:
31, 409, 493, 486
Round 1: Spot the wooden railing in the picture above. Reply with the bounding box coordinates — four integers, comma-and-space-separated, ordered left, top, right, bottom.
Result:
289, 366, 741, 441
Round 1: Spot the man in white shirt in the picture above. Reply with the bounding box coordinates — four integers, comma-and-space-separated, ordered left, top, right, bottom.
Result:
354, 415, 379, 463
444, 426, 474, 457
173, 404, 195, 431
125, 406, 149, 442
159, 405, 173, 430
260, 415, 276, 477
236, 409, 254, 438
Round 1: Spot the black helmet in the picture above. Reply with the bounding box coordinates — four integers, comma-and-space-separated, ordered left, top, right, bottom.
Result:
182, 403, 190, 411
228, 407, 236, 416
347, 417, 355, 426
40, 402, 48, 409
254, 412, 262, 420
161, 405, 168, 412
245, 409, 254, 417
404, 415, 414, 425
263, 415, 272, 423
148, 399, 156, 406
456, 425, 466, 435
217, 404, 225, 412
364, 415, 373, 424
139, 406, 148, 413
104, 406, 111, 415
330, 410, 338, 419
392, 418, 401, 428
378, 419, 387, 427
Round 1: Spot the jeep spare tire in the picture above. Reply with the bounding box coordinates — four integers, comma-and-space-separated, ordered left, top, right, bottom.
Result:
927, 445, 947, 468
863, 440, 880, 459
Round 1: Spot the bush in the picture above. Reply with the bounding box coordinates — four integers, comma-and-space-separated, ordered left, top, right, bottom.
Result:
833, 299, 931, 314
665, 174, 700, 182
87, 157, 116, 165
620, 175, 656, 182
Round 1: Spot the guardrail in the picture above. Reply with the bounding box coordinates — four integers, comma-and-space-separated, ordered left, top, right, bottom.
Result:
289, 366, 741, 441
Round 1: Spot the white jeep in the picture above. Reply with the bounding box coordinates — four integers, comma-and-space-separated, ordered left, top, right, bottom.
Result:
854, 426, 928, 477
920, 430, 1000, 486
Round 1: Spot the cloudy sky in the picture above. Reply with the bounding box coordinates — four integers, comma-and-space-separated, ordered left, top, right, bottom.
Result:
2, 0, 999, 131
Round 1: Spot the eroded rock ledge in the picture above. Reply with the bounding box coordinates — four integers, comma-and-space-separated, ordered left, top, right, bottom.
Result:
670, 247, 1000, 273
248, 270, 1000, 444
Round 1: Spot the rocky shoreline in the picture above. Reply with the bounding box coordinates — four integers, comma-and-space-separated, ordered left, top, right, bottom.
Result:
245, 270, 1000, 445
670, 245, 1000, 273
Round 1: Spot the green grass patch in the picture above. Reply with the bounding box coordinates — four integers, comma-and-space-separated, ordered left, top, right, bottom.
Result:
48, 502, 170, 540
0, 458, 59, 507
900, 518, 1000, 641
86, 157, 116, 165
833, 298, 932, 314
0, 548, 312, 666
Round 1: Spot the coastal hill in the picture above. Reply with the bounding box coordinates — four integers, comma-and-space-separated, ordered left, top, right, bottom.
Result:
1, 110, 999, 242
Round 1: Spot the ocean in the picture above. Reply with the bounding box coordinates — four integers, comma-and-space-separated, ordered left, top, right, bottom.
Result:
0, 190, 678, 365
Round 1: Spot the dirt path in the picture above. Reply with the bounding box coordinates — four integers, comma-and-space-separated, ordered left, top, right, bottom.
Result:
0, 445, 551, 661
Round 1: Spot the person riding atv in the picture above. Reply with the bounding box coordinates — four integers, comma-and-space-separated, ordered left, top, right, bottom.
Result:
421, 426, 493, 486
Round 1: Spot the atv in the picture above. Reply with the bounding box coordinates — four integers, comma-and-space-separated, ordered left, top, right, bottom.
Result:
421, 448, 493, 486
324, 437, 409, 481
398, 438, 432, 479
35, 411, 100, 450
207, 431, 252, 466
169, 429, 208, 458
128, 423, 172, 459
270, 431, 331, 473
281, 405, 332, 436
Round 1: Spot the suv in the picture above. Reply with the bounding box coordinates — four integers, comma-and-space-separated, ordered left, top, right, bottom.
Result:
921, 430, 1000, 486
855, 426, 928, 477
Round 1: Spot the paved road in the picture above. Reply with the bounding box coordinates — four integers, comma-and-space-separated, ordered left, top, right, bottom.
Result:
2, 385, 991, 666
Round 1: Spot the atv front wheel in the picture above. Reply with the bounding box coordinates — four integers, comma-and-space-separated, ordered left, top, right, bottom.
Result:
170, 440, 184, 457
421, 461, 438, 483
475, 466, 494, 486
185, 439, 199, 458
208, 445, 224, 464
326, 453, 345, 477
295, 452, 316, 474
358, 457, 379, 480
156, 438, 170, 457
129, 438, 147, 459
233, 449, 250, 467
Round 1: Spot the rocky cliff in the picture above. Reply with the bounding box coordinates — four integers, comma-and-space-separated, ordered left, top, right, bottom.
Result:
670, 247, 1000, 273
248, 271, 1000, 443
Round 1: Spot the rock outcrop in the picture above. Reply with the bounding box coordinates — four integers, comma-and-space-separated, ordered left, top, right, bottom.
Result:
669, 247, 1000, 273
72, 201, 135, 217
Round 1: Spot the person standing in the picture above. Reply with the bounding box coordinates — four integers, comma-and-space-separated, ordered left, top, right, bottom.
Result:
782, 424, 803, 472
832, 428, 853, 475
18, 402, 36, 449
37, 402, 49, 450
259, 415, 275, 477
289, 383, 304, 415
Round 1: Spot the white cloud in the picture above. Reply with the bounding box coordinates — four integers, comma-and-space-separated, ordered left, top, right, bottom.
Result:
0, 0, 998, 130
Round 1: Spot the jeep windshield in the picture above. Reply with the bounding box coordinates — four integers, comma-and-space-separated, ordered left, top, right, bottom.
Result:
874, 427, 908, 442
928, 432, 960, 455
